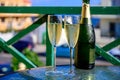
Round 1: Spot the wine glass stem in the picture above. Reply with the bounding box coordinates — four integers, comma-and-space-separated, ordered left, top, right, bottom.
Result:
70, 47, 74, 73
54, 46, 56, 71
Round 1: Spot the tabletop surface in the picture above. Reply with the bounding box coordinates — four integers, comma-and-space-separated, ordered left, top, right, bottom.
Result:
0, 65, 120, 80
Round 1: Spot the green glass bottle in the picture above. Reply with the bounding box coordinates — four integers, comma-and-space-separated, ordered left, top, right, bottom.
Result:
74, 0, 95, 69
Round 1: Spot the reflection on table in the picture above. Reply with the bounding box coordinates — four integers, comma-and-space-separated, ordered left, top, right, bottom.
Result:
0, 65, 120, 80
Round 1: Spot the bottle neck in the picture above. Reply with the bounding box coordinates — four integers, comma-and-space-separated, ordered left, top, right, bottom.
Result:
83, 0, 90, 4
80, 3, 91, 24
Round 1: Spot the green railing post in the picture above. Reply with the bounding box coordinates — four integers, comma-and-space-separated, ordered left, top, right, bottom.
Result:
0, 15, 47, 52
0, 7, 120, 66
46, 20, 54, 66
102, 38, 120, 51
95, 38, 120, 65
96, 44, 120, 65
7, 15, 47, 45
0, 7, 120, 15
0, 38, 37, 68
0, 15, 48, 68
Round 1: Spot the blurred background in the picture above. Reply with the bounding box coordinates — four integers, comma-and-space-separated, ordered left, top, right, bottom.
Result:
0, 0, 120, 76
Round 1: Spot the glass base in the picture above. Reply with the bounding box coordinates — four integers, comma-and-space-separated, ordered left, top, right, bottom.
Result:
45, 71, 63, 76
63, 72, 75, 79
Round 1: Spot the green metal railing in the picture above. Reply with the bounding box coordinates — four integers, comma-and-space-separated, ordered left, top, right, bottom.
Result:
0, 6, 120, 69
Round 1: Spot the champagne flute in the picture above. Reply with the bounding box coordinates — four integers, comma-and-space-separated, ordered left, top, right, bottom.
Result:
64, 15, 80, 75
46, 15, 63, 76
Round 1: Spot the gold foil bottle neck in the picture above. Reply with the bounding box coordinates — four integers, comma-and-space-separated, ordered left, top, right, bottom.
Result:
82, 3, 90, 18
80, 3, 91, 24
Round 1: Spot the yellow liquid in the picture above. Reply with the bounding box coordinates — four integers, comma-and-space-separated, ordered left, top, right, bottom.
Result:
48, 23, 62, 46
65, 24, 80, 48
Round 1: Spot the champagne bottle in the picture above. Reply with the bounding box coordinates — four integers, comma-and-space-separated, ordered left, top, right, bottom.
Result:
74, 0, 95, 69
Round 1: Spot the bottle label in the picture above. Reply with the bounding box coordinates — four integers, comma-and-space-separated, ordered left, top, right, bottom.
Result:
89, 49, 95, 64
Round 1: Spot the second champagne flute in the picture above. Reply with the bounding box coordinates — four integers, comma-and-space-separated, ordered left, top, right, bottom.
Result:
64, 15, 80, 76
46, 15, 63, 76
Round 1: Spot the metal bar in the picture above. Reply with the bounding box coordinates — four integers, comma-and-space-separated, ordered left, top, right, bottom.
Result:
7, 15, 47, 45
46, 21, 54, 66
102, 38, 120, 51
96, 44, 120, 65
0, 6, 120, 66
0, 38, 37, 68
0, 15, 48, 68
0, 7, 120, 15
0, 15, 47, 52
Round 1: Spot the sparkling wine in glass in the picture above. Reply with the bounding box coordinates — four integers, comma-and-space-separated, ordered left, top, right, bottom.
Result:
46, 15, 63, 76
64, 15, 80, 76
